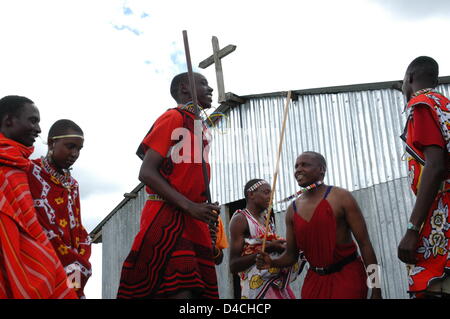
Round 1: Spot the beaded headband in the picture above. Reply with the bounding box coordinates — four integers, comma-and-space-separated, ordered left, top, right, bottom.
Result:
247, 180, 269, 193
51, 134, 84, 140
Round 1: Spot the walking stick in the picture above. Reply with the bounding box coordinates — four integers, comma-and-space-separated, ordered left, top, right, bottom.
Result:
261, 91, 292, 252
182, 30, 218, 249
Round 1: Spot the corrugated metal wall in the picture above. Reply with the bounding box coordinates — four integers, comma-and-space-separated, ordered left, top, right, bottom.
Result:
101, 188, 146, 299
99, 84, 450, 299
101, 191, 234, 299
210, 88, 409, 205
208, 84, 450, 299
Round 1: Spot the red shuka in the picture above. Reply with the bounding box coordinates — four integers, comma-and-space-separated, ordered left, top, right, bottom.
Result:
28, 158, 92, 298
117, 107, 218, 299
293, 186, 368, 299
0, 134, 77, 299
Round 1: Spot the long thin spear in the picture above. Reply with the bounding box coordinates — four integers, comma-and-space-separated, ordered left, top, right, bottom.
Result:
182, 30, 212, 204
182, 31, 217, 251
261, 90, 292, 252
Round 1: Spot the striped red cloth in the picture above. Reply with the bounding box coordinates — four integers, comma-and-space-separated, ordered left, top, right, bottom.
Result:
0, 134, 77, 299
117, 107, 218, 299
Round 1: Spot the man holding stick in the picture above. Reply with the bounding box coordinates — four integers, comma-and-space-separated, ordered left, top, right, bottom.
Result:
117, 72, 220, 299
257, 152, 382, 299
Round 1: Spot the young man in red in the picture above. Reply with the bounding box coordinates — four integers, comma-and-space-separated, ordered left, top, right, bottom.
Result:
0, 95, 77, 299
117, 73, 220, 299
398, 56, 450, 299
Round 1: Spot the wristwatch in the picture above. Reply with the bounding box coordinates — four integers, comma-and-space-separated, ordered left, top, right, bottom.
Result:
407, 222, 420, 232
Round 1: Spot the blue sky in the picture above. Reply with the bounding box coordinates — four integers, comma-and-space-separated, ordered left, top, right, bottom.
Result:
1, 0, 450, 299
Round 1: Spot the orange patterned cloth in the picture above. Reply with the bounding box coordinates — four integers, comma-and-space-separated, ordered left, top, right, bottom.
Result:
215, 216, 228, 250
236, 209, 299, 299
241, 233, 282, 256
402, 90, 450, 296
28, 158, 92, 298
0, 134, 77, 299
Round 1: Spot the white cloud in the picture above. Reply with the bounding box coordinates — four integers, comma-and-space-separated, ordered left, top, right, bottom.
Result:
369, 0, 450, 19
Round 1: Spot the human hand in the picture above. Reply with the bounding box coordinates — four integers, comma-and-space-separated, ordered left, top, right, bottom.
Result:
398, 230, 419, 264
185, 202, 220, 228
256, 251, 272, 270
265, 239, 287, 254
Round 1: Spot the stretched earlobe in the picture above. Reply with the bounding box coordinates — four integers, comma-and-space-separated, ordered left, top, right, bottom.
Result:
46, 149, 54, 163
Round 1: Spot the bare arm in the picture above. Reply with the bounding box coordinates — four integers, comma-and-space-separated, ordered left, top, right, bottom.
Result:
343, 190, 382, 299
409, 146, 446, 229
229, 213, 257, 274
139, 148, 219, 226
229, 212, 286, 273
398, 145, 446, 264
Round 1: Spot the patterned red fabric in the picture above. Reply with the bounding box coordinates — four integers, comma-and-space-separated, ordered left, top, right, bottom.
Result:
117, 107, 218, 299
27, 158, 92, 298
0, 134, 77, 299
402, 91, 450, 295
403, 91, 450, 194
293, 187, 368, 299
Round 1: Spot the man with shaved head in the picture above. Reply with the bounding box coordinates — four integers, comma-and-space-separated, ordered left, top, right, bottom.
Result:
257, 151, 381, 299
399, 56, 450, 299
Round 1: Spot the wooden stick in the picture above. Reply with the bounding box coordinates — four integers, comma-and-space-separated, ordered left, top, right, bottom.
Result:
182, 31, 217, 251
261, 91, 292, 252
182, 30, 212, 204
182, 30, 200, 115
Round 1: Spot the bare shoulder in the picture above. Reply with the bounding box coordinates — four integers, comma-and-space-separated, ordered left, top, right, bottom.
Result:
330, 185, 351, 195
285, 202, 295, 220
329, 186, 354, 201
229, 210, 249, 232
327, 186, 357, 212
230, 210, 245, 222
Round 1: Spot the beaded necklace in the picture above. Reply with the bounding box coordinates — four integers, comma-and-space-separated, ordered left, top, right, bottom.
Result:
179, 101, 218, 128
412, 88, 435, 98
179, 102, 197, 115
41, 156, 75, 200
278, 181, 324, 203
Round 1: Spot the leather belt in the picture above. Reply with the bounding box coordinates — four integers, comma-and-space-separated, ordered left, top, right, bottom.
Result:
310, 252, 358, 276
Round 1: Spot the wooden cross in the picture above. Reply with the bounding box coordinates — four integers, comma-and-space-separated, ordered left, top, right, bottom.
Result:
199, 36, 236, 103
